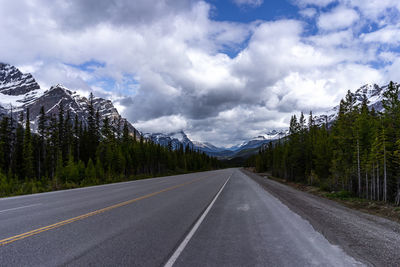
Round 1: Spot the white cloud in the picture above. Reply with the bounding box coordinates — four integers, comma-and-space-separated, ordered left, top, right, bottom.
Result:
299, 8, 317, 18
309, 30, 354, 47
0, 0, 398, 146
379, 51, 398, 63
384, 58, 400, 83
344, 0, 400, 22
233, 0, 263, 8
318, 6, 359, 31
135, 115, 188, 134
361, 25, 400, 44
295, 0, 336, 8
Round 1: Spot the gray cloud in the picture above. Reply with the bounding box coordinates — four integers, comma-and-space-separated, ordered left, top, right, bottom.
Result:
44, 0, 195, 30
0, 0, 398, 146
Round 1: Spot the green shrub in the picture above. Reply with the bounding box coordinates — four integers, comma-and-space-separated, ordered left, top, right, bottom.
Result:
326, 190, 352, 199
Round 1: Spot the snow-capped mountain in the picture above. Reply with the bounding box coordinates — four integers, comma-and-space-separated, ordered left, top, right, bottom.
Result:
263, 129, 289, 140
146, 129, 288, 158
144, 131, 238, 158
314, 83, 391, 125
144, 131, 195, 150
229, 130, 289, 152
0, 63, 140, 136
0, 63, 40, 96
192, 141, 226, 153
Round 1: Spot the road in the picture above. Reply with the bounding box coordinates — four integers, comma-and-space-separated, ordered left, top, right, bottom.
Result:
0, 168, 364, 266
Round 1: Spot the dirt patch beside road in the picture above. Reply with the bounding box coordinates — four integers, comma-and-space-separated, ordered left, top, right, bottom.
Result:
242, 169, 400, 266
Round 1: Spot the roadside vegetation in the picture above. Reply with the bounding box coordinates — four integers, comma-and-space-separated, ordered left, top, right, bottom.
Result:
248, 81, 400, 206
0, 93, 222, 197
252, 171, 400, 223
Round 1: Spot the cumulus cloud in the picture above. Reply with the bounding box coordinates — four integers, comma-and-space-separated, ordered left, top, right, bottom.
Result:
361, 25, 400, 44
135, 115, 189, 134
345, 0, 400, 22
317, 6, 359, 31
0, 0, 399, 146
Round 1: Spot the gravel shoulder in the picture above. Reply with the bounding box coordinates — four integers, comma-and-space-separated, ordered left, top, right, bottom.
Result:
243, 169, 400, 266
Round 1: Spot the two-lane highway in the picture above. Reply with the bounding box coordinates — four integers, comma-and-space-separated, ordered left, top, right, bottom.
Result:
0, 168, 361, 266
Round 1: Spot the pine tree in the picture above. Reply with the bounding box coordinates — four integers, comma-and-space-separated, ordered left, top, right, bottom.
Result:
122, 121, 130, 144
0, 116, 11, 173
58, 102, 65, 154
95, 157, 104, 183
101, 116, 113, 141
64, 154, 79, 185
23, 109, 34, 179
85, 158, 96, 185
86, 93, 98, 160
54, 151, 63, 189
38, 106, 47, 179
13, 112, 25, 180
73, 114, 80, 162
64, 110, 73, 159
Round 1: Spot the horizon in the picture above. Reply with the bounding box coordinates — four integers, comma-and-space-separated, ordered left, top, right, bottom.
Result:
1, 0, 400, 146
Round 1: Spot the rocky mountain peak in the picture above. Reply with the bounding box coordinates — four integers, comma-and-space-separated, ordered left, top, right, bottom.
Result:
354, 83, 381, 100
0, 63, 140, 137
0, 63, 40, 96
314, 82, 400, 126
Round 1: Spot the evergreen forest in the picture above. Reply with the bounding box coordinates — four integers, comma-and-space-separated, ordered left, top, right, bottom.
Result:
250, 81, 400, 205
0, 93, 222, 197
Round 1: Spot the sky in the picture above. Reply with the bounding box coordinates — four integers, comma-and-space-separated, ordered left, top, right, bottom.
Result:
1, 0, 400, 147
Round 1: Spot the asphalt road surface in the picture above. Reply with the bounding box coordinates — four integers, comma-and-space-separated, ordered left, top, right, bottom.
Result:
0, 168, 365, 266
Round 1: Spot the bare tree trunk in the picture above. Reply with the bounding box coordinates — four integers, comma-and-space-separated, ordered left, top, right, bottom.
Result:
383, 142, 387, 202
377, 163, 380, 201
396, 180, 400, 206
365, 171, 368, 200
38, 149, 41, 180
372, 162, 375, 200
357, 139, 361, 197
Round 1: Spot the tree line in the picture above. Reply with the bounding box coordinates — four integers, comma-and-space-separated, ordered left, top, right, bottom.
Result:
0, 93, 222, 197
249, 81, 400, 205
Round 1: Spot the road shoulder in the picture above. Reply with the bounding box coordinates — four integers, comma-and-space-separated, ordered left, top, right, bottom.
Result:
242, 169, 400, 267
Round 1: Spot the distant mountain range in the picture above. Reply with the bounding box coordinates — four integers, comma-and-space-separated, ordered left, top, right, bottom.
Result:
0, 63, 140, 136
144, 129, 289, 159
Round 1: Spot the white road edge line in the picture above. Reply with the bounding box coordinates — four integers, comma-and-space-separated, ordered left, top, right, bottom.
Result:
0, 203, 42, 213
164, 173, 233, 267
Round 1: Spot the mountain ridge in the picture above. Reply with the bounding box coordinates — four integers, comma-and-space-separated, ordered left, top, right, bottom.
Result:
145, 129, 288, 159
0, 63, 140, 137
314, 83, 394, 125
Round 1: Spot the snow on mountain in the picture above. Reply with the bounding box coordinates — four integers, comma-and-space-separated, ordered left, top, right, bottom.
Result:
0, 63, 40, 96
0, 63, 46, 111
144, 131, 194, 150
145, 131, 233, 155
232, 130, 289, 151
192, 141, 226, 153
0, 63, 140, 136
263, 129, 289, 140
145, 128, 288, 159
314, 83, 396, 126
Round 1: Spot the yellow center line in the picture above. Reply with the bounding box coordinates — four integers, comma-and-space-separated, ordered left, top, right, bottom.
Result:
0, 176, 207, 246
